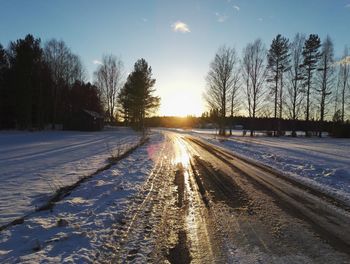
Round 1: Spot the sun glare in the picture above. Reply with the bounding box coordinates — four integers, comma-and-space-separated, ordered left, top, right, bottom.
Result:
159, 90, 204, 117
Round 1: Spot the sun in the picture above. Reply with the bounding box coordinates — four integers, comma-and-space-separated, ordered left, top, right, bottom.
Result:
159, 90, 204, 117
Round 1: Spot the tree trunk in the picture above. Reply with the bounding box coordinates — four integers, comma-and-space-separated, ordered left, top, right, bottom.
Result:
305, 69, 311, 137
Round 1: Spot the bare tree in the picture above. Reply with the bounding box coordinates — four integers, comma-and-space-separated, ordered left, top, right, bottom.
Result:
316, 36, 335, 137
44, 39, 86, 128
337, 46, 350, 123
260, 105, 274, 118
229, 67, 241, 135
67, 53, 86, 84
286, 33, 305, 136
242, 39, 267, 136
94, 55, 124, 124
204, 46, 238, 135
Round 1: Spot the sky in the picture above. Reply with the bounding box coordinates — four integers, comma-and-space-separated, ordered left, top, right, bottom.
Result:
1, 0, 350, 116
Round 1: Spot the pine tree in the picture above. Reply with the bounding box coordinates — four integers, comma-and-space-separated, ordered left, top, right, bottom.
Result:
301, 34, 321, 125
0, 44, 9, 128
119, 58, 160, 131
8, 34, 44, 129
267, 34, 290, 135
0, 44, 6, 71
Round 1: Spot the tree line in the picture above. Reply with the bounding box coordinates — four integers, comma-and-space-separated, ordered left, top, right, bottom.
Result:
0, 34, 160, 131
145, 115, 349, 137
204, 33, 350, 137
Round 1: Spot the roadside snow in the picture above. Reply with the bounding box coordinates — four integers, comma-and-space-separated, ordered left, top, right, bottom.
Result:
0, 132, 164, 263
0, 128, 140, 226
190, 130, 350, 203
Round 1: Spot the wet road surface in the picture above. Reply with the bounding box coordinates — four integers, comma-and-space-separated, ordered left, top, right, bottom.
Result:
101, 131, 350, 263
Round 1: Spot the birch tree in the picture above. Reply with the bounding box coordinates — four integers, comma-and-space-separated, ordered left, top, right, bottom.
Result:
242, 39, 267, 136
316, 36, 335, 137
94, 55, 124, 123
338, 47, 350, 122
44, 39, 85, 127
204, 46, 238, 135
286, 33, 305, 136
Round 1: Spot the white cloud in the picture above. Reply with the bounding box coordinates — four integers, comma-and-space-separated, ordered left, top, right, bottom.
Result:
233, 5, 240, 11
345, 3, 350, 8
215, 12, 228, 22
172, 21, 190, 33
142, 18, 148, 22
93, 60, 102, 65
258, 17, 263, 22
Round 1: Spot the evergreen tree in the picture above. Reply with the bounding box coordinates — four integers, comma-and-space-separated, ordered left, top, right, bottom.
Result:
0, 44, 7, 72
267, 34, 290, 135
119, 58, 160, 131
8, 34, 46, 129
301, 34, 321, 126
69, 81, 103, 114
0, 44, 10, 128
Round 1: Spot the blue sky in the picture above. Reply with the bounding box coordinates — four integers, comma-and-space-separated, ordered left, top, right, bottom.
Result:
1, 0, 350, 116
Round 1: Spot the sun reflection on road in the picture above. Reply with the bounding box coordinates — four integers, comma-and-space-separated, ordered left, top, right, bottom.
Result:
170, 134, 215, 262
173, 137, 190, 168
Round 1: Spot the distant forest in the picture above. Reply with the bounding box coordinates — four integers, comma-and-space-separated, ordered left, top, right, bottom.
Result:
146, 115, 350, 138
0, 34, 159, 131
0, 33, 349, 137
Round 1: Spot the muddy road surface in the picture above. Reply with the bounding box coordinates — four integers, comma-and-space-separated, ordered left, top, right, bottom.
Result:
100, 131, 350, 263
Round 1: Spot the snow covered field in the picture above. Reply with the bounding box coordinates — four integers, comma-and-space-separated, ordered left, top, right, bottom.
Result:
0, 132, 163, 263
0, 128, 140, 226
191, 129, 350, 203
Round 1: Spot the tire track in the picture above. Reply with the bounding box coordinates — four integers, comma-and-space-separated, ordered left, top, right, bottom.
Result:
185, 135, 350, 253
99, 135, 180, 263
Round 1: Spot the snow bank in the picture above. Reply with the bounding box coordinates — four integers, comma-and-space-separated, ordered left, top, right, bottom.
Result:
191, 130, 350, 203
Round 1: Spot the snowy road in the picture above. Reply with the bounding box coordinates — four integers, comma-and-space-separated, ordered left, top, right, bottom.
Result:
1, 130, 350, 263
